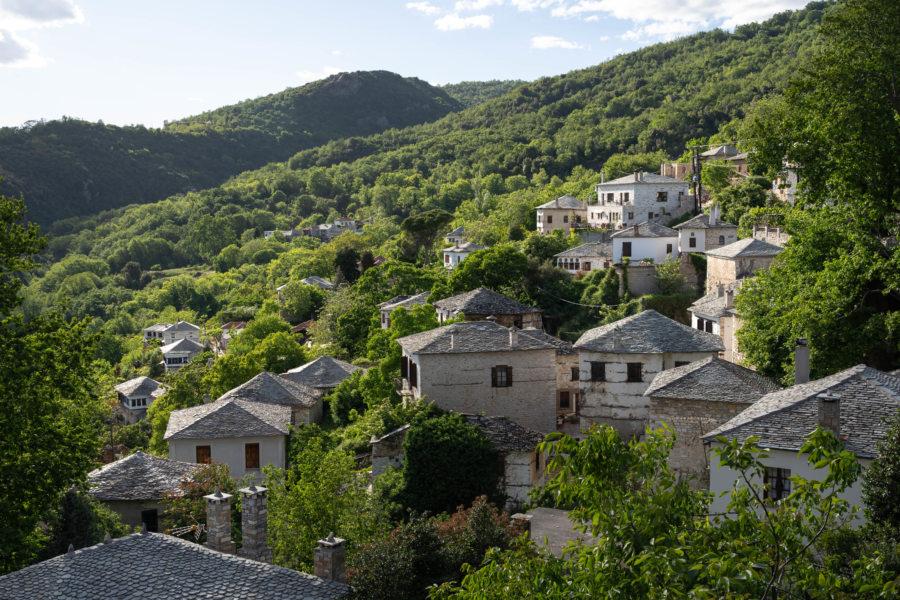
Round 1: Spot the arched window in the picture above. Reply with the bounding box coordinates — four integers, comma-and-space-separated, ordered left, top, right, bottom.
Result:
718, 235, 725, 245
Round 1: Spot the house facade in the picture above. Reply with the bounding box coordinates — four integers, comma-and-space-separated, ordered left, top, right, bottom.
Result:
160, 338, 204, 372
444, 225, 468, 245
705, 238, 783, 293
143, 321, 200, 344
114, 376, 166, 425
673, 205, 738, 253
574, 310, 724, 439
554, 242, 612, 274
610, 222, 679, 264
377, 291, 431, 329
443, 242, 485, 270
590, 172, 690, 230
434, 287, 542, 329
396, 321, 558, 433
536, 195, 587, 235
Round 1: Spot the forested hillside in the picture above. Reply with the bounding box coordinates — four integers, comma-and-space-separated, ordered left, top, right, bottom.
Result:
440, 80, 527, 108
0, 71, 461, 225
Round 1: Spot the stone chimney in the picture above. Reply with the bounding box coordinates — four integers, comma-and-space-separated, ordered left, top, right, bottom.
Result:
817, 391, 841, 435
509, 326, 518, 347
450, 334, 455, 351
314, 533, 346, 583
795, 338, 810, 384
237, 484, 272, 563
601, 171, 606, 184
725, 289, 734, 310
204, 487, 236, 554
710, 204, 718, 226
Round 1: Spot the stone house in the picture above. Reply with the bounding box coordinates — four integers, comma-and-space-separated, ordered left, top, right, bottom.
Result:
218, 320, 247, 353
444, 225, 468, 245
574, 309, 724, 439
114, 376, 166, 425
773, 166, 801, 205
673, 206, 738, 253
536, 195, 587, 235
377, 291, 430, 329
143, 320, 200, 344
301, 275, 335, 291
263, 228, 302, 241
443, 242, 485, 270
701, 144, 741, 160
281, 356, 365, 397
610, 222, 679, 264
87, 451, 197, 531
689, 281, 746, 363
517, 328, 580, 419
434, 287, 543, 330
590, 172, 691, 230
645, 357, 779, 488
705, 238, 783, 293
160, 338, 204, 373
396, 321, 558, 433
704, 365, 900, 522
726, 152, 750, 182
553, 242, 612, 274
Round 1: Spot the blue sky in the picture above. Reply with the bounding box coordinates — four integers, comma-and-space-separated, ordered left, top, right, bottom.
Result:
1, 0, 811, 128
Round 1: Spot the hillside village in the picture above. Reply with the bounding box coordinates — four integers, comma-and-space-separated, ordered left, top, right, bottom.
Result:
2, 0, 900, 597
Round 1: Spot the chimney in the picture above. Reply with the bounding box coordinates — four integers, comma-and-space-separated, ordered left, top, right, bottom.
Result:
710, 204, 718, 226
237, 484, 272, 563
486, 315, 497, 323
601, 171, 606, 183
725, 289, 734, 310
717, 283, 724, 298
795, 338, 810, 384
633, 224, 639, 236
314, 533, 347, 583
509, 326, 518, 347
817, 391, 841, 435
450, 334, 455, 351
204, 487, 236, 554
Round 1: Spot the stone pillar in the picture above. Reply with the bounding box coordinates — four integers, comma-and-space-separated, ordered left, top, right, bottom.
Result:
314, 533, 346, 583
237, 484, 272, 563
204, 487, 235, 554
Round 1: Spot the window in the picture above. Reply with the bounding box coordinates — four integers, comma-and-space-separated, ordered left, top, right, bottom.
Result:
607, 193, 614, 202
718, 235, 725, 245
563, 215, 569, 223
622, 242, 632, 257
590, 361, 606, 381
675, 361, 690, 367
657, 191, 668, 202
141, 509, 159, 533
559, 391, 570, 409
689, 237, 697, 248
492, 365, 513, 387
576, 215, 582, 223
666, 243, 673, 254
627, 212, 634, 219
627, 362, 643, 382
696, 319, 704, 330
245, 443, 260, 470
764, 467, 792, 500
409, 361, 418, 388
623, 192, 630, 201
196, 445, 211, 464
571, 367, 580, 381
514, 316, 523, 329
705, 320, 713, 333
444, 254, 449, 263
546, 215, 553, 224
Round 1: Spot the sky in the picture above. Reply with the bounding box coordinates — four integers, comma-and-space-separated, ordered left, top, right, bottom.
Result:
0, 0, 812, 129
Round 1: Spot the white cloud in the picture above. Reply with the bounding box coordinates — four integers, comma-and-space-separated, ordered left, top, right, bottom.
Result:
296, 65, 342, 84
406, 1, 442, 16
510, 0, 563, 11
454, 0, 503, 10
622, 19, 706, 41
530, 35, 585, 50
0, 0, 83, 67
434, 13, 493, 30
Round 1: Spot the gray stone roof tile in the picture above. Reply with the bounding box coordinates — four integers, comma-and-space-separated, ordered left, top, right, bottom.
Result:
443, 242, 485, 253
378, 291, 430, 310
706, 238, 783, 259
537, 195, 586, 210
464, 415, 545, 453
0, 532, 348, 599
218, 371, 319, 408
553, 242, 612, 259
610, 221, 677, 239
282, 357, 364, 390
114, 376, 166, 398
689, 280, 744, 319
703, 365, 900, 457
397, 321, 556, 355
599, 172, 686, 185
701, 144, 741, 158
574, 310, 724, 354
519, 328, 576, 355
673, 213, 737, 230
87, 451, 197, 501
161, 338, 204, 354
434, 287, 541, 316
644, 356, 780, 404
164, 398, 291, 441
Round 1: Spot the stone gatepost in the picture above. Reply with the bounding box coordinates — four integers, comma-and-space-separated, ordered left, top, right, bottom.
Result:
237, 483, 272, 563
203, 487, 235, 554
314, 533, 346, 583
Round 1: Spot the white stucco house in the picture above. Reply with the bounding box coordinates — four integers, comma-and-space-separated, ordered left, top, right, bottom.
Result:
590, 172, 690, 230
610, 222, 679, 264
377, 291, 431, 329
536, 195, 587, 235
704, 365, 900, 523
574, 309, 724, 439
673, 205, 738, 254
160, 338, 204, 372
114, 376, 167, 425
443, 242, 485, 270
553, 242, 613, 274
143, 321, 201, 344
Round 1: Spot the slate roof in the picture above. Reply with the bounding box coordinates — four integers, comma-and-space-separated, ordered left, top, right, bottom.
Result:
434, 287, 541, 316
302, 276, 334, 290
378, 291, 431, 310
446, 225, 467, 237
574, 309, 724, 354
673, 213, 737, 230
644, 356, 780, 404
169, 320, 200, 332
701, 144, 741, 158
114, 376, 166, 399
282, 356, 364, 390
689, 280, 744, 319
397, 321, 557, 355
160, 338, 204, 354
217, 371, 319, 408
600, 172, 686, 186
464, 414, 546, 453
164, 398, 291, 441
703, 365, 900, 458
554, 242, 612, 259
706, 238, 783, 259
537, 194, 586, 210
519, 328, 576, 355
144, 322, 171, 332
443, 242, 485, 253
87, 451, 197, 501
0, 532, 348, 599
610, 221, 678, 239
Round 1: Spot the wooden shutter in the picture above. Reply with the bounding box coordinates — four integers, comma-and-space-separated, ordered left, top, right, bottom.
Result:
507, 366, 513, 386
245, 443, 260, 469
196, 445, 211, 464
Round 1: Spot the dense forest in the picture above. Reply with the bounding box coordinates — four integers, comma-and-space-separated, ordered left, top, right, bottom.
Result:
439, 79, 527, 108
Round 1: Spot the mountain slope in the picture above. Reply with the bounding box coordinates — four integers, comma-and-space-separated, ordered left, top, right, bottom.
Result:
0, 71, 461, 226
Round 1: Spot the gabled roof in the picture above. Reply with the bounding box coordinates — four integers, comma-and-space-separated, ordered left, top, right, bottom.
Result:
378, 291, 431, 311
443, 242, 485, 253
701, 144, 741, 158
703, 366, 900, 458
644, 356, 779, 404
221, 321, 248, 331
0, 532, 348, 599
144, 322, 171, 332
574, 310, 724, 354
689, 280, 744, 319
114, 376, 166, 398
168, 320, 200, 332
87, 451, 197, 501
282, 356, 364, 390
554, 242, 612, 259
291, 319, 314, 333
217, 371, 319, 408
537, 194, 586, 210
599, 172, 686, 186
673, 213, 737, 230
164, 398, 291, 440
160, 338, 204, 354
397, 321, 556, 355
519, 328, 576, 355
706, 237, 783, 259
301, 276, 334, 290
446, 225, 467, 237
610, 221, 678, 239
434, 287, 541, 316
464, 414, 545, 453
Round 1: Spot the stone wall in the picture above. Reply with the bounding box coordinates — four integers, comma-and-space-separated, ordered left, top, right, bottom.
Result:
371, 427, 409, 478
503, 451, 547, 511
707, 255, 776, 294
752, 225, 790, 247
553, 352, 580, 416
104, 500, 166, 530
169, 435, 285, 481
